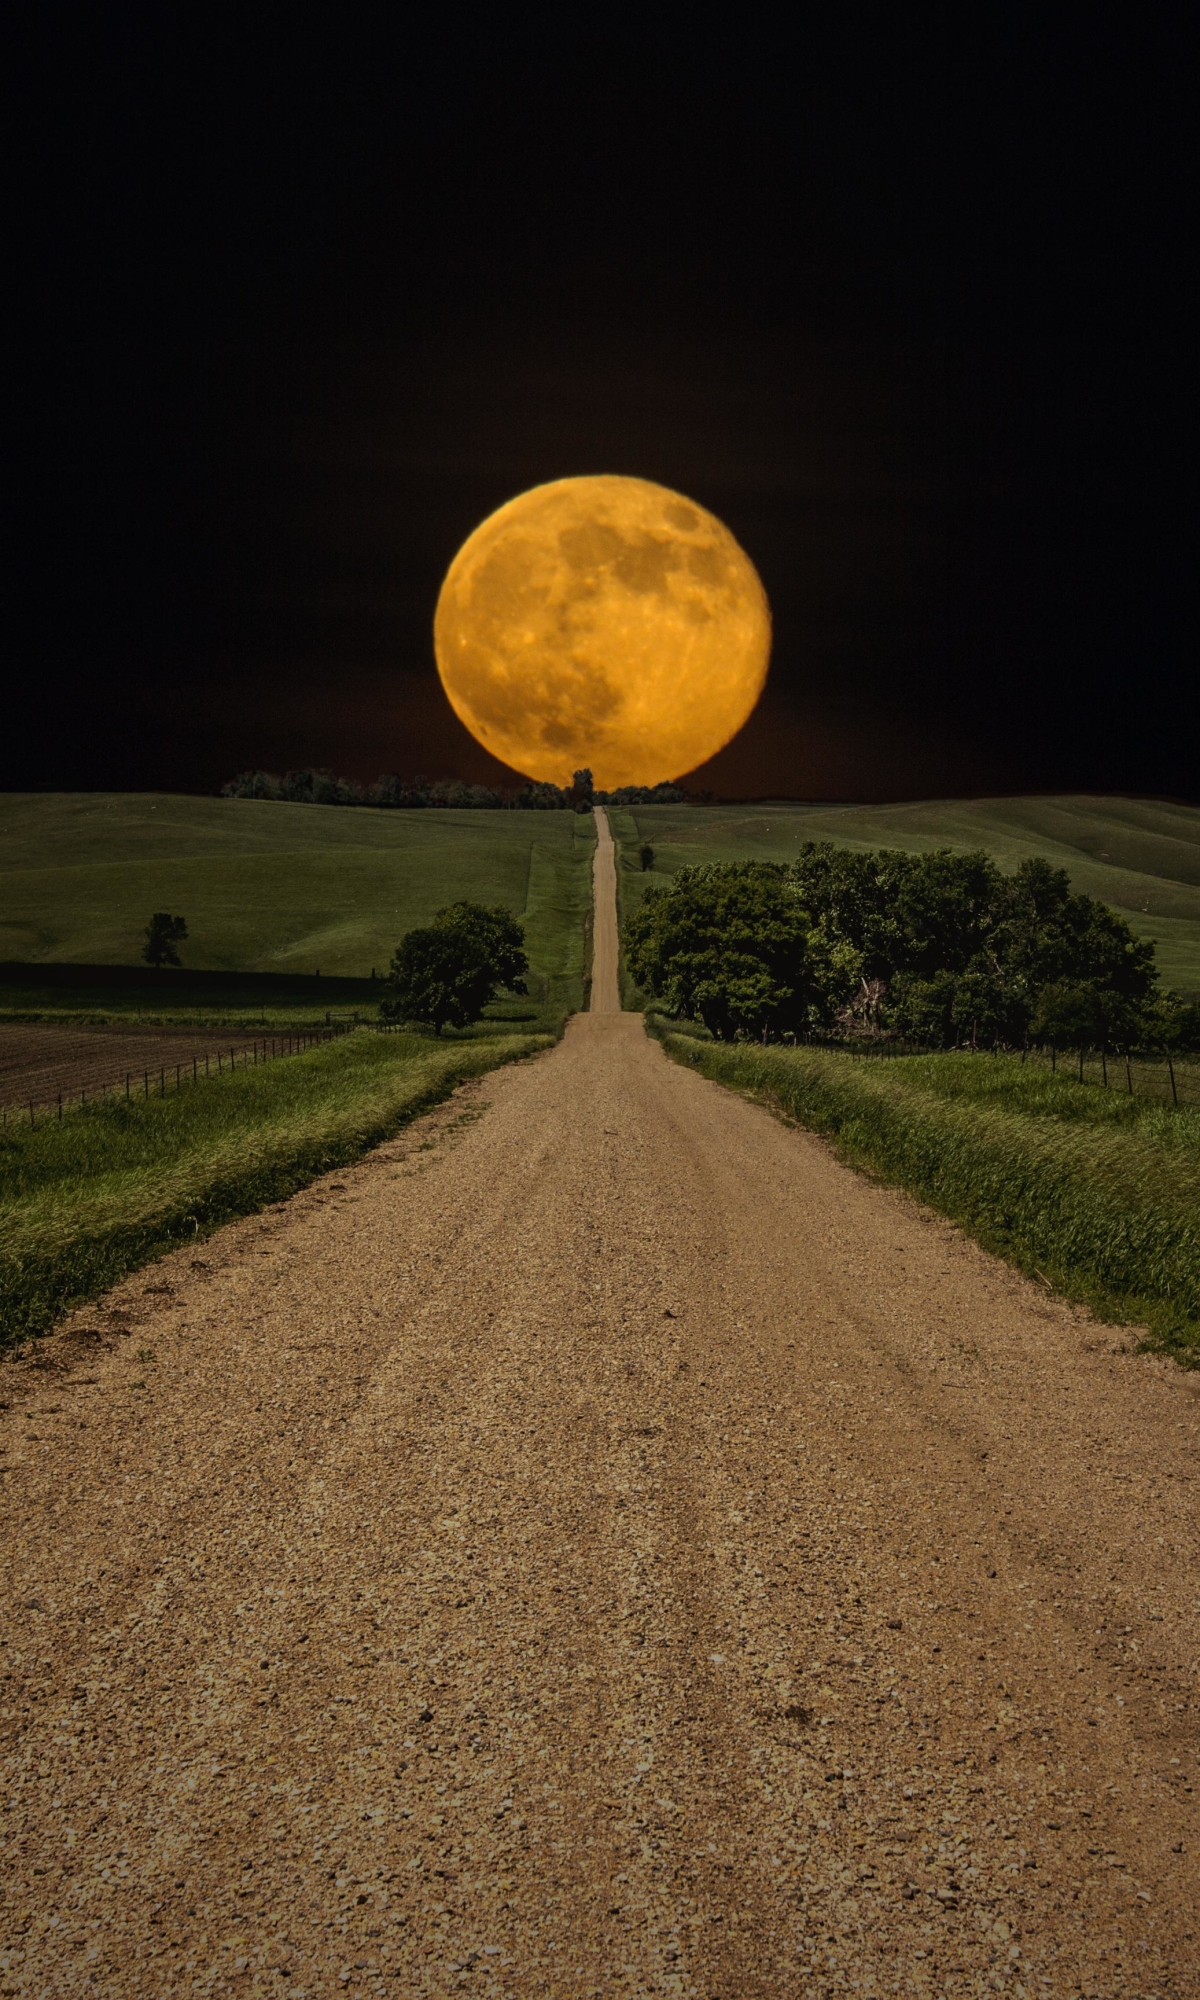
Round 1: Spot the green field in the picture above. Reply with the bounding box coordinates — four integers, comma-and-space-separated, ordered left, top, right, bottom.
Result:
611, 795, 1200, 993
0, 794, 594, 1026
0, 1027, 548, 1343
657, 1025, 1200, 1365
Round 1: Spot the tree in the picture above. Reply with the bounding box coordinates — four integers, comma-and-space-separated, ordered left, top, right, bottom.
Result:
638, 843, 655, 872
888, 972, 959, 1048
623, 862, 845, 1040
570, 768, 595, 813
994, 858, 1158, 1010
381, 902, 528, 1034
791, 843, 1001, 981
1148, 991, 1200, 1056
599, 783, 685, 806
143, 913, 188, 968
221, 770, 281, 800
1030, 979, 1148, 1071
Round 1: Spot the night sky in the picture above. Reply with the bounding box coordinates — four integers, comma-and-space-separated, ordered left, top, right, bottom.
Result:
6, 9, 1193, 801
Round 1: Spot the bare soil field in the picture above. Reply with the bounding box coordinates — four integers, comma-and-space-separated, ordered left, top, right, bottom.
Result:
1, 812, 1197, 1996
0, 1023, 282, 1116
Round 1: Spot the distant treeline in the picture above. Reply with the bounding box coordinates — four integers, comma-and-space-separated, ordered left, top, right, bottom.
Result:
220, 768, 686, 811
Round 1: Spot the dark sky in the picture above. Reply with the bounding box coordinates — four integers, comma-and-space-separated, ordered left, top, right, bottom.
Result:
6, 7, 1194, 801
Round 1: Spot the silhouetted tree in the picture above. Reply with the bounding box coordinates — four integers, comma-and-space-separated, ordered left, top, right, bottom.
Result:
143, 913, 188, 968
638, 843, 655, 872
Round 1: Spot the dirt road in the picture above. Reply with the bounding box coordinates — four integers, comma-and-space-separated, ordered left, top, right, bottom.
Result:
589, 811, 621, 1015
2, 823, 1199, 1997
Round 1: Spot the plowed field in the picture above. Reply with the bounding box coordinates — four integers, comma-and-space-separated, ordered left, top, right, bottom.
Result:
0, 1024, 284, 1116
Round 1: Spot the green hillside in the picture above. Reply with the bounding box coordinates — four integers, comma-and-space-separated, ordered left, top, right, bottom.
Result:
0, 793, 594, 1018
611, 795, 1200, 993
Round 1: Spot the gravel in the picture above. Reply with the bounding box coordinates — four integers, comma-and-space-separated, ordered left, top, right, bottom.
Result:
1, 823, 1197, 1997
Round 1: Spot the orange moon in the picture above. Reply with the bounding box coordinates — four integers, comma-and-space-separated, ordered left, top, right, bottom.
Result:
433, 474, 771, 790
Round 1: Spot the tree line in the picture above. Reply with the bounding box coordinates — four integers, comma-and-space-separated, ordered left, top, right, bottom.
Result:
221, 767, 685, 811
624, 844, 1200, 1057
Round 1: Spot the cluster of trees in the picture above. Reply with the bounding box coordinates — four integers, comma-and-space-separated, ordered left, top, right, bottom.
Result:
604, 784, 686, 805
381, 901, 529, 1035
221, 767, 685, 811
625, 844, 1200, 1055
223, 767, 565, 810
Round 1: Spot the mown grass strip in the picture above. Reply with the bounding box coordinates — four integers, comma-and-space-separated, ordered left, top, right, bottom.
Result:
653, 1025, 1200, 1365
0, 1028, 549, 1344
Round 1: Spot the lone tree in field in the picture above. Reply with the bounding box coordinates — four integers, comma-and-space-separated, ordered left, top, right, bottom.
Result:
142, 913, 188, 968
381, 901, 529, 1035
638, 842, 655, 872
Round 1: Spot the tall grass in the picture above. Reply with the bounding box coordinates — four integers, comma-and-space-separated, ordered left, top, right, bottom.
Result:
655, 1026, 1200, 1364
0, 1028, 549, 1344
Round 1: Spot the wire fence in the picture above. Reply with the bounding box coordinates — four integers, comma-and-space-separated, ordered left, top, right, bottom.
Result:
828, 1037, 1200, 1107
2, 1025, 353, 1133
1022, 1044, 1198, 1107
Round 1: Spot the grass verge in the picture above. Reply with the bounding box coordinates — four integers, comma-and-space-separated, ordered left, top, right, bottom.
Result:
652, 1023, 1200, 1366
0, 1028, 549, 1345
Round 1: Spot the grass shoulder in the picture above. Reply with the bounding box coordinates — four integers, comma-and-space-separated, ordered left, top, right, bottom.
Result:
0, 1026, 551, 1346
650, 1019, 1200, 1367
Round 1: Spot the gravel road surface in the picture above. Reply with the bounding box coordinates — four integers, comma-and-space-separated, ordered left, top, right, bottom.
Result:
2, 817, 1198, 1997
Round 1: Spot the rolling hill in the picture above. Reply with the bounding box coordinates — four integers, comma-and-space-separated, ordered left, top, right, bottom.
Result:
0, 792, 595, 1017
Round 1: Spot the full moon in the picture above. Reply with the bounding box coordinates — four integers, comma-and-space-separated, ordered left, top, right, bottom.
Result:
433, 474, 771, 790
